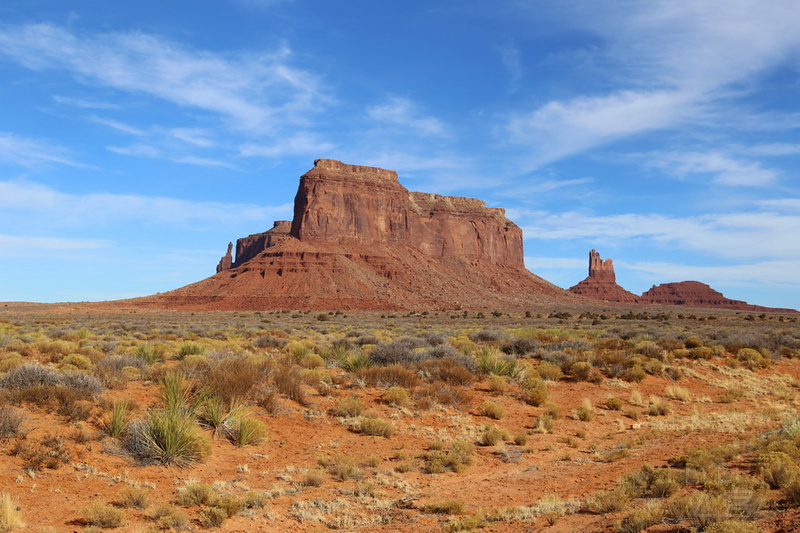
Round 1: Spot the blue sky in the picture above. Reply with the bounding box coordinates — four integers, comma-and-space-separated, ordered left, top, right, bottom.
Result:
1, 1, 799, 309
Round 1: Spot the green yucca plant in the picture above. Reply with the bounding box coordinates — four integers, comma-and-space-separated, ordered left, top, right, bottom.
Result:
127, 409, 211, 467
136, 343, 161, 364
228, 417, 268, 447
160, 372, 193, 415
104, 399, 131, 438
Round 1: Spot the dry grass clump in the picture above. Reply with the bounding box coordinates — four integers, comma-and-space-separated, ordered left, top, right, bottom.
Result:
0, 493, 24, 532
478, 425, 510, 446
102, 399, 131, 438
10, 434, 72, 471
117, 486, 150, 510
574, 398, 595, 421
478, 400, 505, 420
204, 356, 269, 405
423, 499, 465, 514
272, 365, 307, 405
704, 521, 765, 533
585, 487, 631, 514
124, 410, 210, 467
518, 378, 548, 406
422, 440, 475, 474
614, 502, 664, 533
359, 364, 419, 388
382, 386, 411, 407
536, 361, 563, 382
415, 382, 473, 409
358, 417, 394, 438
82, 501, 125, 528
228, 416, 268, 447
332, 397, 365, 418
0, 406, 25, 440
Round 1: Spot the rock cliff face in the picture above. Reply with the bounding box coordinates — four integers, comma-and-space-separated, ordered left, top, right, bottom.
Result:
568, 249, 639, 303
147, 159, 568, 310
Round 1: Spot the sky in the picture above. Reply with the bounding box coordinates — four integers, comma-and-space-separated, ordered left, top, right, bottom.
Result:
0, 1, 799, 309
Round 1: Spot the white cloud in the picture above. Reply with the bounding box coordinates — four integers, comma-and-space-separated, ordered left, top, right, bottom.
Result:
239, 133, 336, 158
367, 97, 447, 137
506, 1, 800, 168
89, 116, 147, 136
0, 178, 293, 228
0, 23, 326, 133
628, 259, 800, 287
519, 208, 800, 260
0, 234, 109, 254
648, 151, 779, 186
0, 132, 89, 168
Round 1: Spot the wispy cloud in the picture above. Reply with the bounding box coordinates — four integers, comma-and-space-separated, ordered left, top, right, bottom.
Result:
518, 206, 800, 261
0, 234, 109, 253
367, 97, 448, 137
0, 132, 90, 168
0, 178, 293, 228
89, 116, 147, 136
506, 1, 800, 169
239, 132, 336, 158
0, 23, 326, 133
647, 150, 779, 187
627, 259, 800, 287
497, 42, 522, 91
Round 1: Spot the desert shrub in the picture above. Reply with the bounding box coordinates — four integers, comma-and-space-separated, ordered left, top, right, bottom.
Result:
358, 417, 394, 438
586, 487, 631, 514
11, 433, 73, 471
736, 348, 770, 370
705, 521, 764, 533
96, 354, 147, 385
422, 440, 474, 474
196, 395, 235, 435
333, 397, 365, 418
594, 350, 635, 378
0, 352, 23, 373
124, 410, 211, 467
781, 476, 800, 504
272, 365, 307, 405
518, 378, 549, 406
369, 337, 429, 365
212, 494, 244, 519
703, 475, 766, 519
0, 364, 103, 396
59, 353, 93, 371
570, 361, 593, 382
359, 364, 418, 388
415, 383, 473, 409
757, 451, 797, 488
622, 365, 646, 383
151, 504, 187, 530
118, 485, 150, 509
82, 501, 125, 528
418, 357, 474, 386
478, 400, 505, 420
605, 397, 624, 411
242, 491, 270, 509
253, 335, 288, 349
500, 336, 540, 355
383, 386, 411, 407
614, 502, 664, 533
647, 396, 671, 416
641, 358, 664, 375
205, 357, 269, 405
664, 385, 690, 401
176, 483, 215, 506
423, 499, 465, 514
621, 464, 682, 498
323, 454, 361, 481
537, 361, 563, 382
301, 469, 326, 487
228, 417, 268, 447
0, 492, 24, 532
0, 406, 25, 440
667, 492, 731, 530
478, 426, 510, 446
574, 399, 595, 422
468, 328, 506, 343
689, 346, 714, 360
199, 506, 228, 527
487, 375, 507, 394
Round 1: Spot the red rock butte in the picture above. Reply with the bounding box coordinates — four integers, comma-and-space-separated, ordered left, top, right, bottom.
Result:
139, 159, 572, 310
568, 249, 639, 303
570, 250, 796, 313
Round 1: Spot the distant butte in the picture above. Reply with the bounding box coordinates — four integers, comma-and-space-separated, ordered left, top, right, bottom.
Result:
568, 249, 639, 303
570, 249, 796, 313
139, 159, 572, 310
